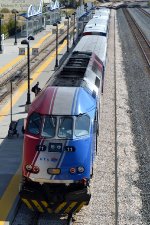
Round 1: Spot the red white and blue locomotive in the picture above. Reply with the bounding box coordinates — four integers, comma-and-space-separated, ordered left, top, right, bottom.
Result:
20, 7, 109, 219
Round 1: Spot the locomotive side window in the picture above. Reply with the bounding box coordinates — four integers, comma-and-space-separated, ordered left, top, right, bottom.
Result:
27, 113, 42, 135
58, 117, 73, 139
75, 115, 90, 137
95, 77, 100, 88
41, 116, 56, 138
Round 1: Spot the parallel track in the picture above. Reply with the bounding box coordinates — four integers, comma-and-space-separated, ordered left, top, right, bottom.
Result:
123, 8, 150, 68
12, 202, 75, 225
114, 12, 118, 225
0, 23, 77, 103
138, 8, 150, 18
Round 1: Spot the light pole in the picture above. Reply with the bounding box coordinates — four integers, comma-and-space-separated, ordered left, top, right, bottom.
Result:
21, 36, 34, 105
10, 77, 16, 123
53, 21, 60, 68
12, 9, 18, 45
72, 12, 76, 45
0, 14, 4, 54
10, 80, 13, 123
65, 16, 70, 52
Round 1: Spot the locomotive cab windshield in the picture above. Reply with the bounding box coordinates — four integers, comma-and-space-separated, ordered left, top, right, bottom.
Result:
26, 113, 90, 139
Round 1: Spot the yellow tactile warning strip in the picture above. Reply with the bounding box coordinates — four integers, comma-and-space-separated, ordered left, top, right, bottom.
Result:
0, 40, 67, 122
34, 23, 64, 48
0, 55, 24, 75
0, 23, 64, 75
0, 166, 21, 221
0, 222, 9, 225
21, 199, 88, 214
0, 40, 67, 224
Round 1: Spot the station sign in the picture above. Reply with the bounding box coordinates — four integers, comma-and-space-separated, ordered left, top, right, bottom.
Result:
70, 21, 74, 26
64, 21, 68, 26
19, 48, 25, 55
59, 29, 64, 34
52, 29, 56, 34
78, 21, 84, 28
32, 48, 39, 56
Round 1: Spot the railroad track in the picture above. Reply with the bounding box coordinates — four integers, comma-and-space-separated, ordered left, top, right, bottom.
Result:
138, 7, 150, 18
12, 202, 75, 225
123, 8, 150, 68
114, 12, 118, 225
0, 22, 78, 103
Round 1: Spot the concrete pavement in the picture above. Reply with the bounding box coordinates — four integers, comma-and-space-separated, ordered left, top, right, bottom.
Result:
0, 24, 60, 75
0, 20, 68, 224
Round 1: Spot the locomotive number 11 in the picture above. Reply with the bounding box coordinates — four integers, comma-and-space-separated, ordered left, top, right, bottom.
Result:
65, 146, 75, 152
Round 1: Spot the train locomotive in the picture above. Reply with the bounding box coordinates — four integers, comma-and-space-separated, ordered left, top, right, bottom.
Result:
20, 7, 109, 219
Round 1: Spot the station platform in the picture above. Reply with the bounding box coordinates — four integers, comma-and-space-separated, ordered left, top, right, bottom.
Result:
0, 22, 64, 75
0, 20, 68, 225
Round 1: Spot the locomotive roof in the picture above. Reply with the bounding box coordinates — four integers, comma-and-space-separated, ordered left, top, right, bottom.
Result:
48, 51, 94, 87
28, 86, 96, 116
73, 35, 107, 64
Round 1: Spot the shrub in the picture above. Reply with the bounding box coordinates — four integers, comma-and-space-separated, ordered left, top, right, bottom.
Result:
7, 17, 15, 36
2, 24, 8, 36
0, 8, 10, 13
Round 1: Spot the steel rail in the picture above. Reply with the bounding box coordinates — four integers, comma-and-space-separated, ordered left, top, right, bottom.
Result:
0, 23, 74, 86
123, 8, 150, 68
138, 8, 150, 18
0, 23, 77, 103
114, 12, 118, 225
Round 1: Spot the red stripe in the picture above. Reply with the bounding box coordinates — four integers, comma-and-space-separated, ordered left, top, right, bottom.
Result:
49, 87, 58, 114
27, 139, 44, 178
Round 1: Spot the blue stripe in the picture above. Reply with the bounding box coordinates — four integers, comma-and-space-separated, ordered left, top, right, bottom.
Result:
74, 88, 81, 115
71, 87, 78, 115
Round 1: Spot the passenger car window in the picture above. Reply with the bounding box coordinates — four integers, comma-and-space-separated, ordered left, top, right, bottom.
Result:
58, 117, 73, 138
41, 116, 56, 138
75, 115, 90, 136
27, 113, 42, 135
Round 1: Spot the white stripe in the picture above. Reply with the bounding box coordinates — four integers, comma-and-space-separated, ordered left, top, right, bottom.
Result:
48, 87, 57, 114
52, 87, 76, 115
72, 87, 79, 115
28, 138, 44, 178
52, 140, 69, 180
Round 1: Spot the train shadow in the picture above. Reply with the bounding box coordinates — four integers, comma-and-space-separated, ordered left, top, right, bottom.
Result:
0, 118, 24, 196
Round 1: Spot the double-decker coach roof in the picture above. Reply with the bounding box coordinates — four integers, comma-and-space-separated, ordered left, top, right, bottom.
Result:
48, 51, 92, 87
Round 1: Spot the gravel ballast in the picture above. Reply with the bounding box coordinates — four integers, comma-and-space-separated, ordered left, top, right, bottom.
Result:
12, 9, 150, 225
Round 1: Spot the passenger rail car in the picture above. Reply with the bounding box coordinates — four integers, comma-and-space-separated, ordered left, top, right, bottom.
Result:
94, 8, 110, 18
20, 52, 104, 215
83, 16, 109, 36
49, 51, 104, 97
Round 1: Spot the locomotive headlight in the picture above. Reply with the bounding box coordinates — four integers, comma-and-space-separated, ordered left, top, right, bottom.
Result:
25, 164, 32, 171
77, 166, 85, 173
32, 166, 40, 174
